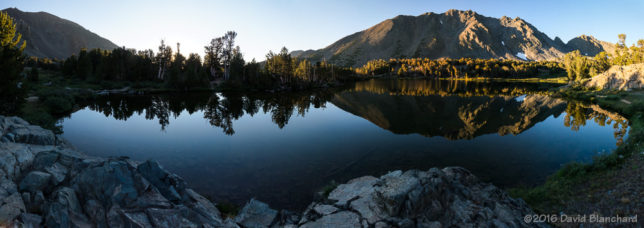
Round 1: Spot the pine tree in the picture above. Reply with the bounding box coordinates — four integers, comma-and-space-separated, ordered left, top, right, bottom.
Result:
0, 11, 27, 115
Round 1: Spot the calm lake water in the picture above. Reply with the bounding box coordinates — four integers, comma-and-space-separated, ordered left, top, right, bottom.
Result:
61, 79, 628, 210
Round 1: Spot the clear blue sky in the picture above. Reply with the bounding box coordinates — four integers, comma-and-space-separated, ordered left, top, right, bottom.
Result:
2, 0, 643, 60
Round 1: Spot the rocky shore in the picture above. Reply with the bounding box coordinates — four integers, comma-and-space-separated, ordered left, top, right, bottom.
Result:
0, 116, 542, 227
585, 63, 644, 90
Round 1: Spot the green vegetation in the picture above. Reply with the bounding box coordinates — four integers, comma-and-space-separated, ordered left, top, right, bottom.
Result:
510, 86, 644, 213
563, 34, 644, 82
0, 11, 27, 115
320, 180, 339, 198
508, 35, 644, 215
355, 58, 565, 78
7, 27, 357, 131
42, 32, 357, 93
508, 34, 644, 213
261, 47, 355, 89
214, 201, 241, 218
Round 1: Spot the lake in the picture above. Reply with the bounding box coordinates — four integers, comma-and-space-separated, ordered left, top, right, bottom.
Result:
60, 79, 628, 210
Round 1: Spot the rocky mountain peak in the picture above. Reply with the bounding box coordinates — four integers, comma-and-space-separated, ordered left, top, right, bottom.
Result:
566, 34, 616, 56
292, 9, 606, 66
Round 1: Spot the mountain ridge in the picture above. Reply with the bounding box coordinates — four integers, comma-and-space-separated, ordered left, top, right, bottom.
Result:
2, 7, 118, 59
293, 9, 615, 67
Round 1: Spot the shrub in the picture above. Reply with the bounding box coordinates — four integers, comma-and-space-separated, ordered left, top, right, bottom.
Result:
43, 96, 73, 114
28, 67, 39, 82
22, 111, 61, 134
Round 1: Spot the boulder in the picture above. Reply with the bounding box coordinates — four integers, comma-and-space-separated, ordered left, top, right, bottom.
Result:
137, 160, 185, 202
19, 171, 52, 192
31, 151, 60, 171
145, 208, 190, 227
0, 147, 18, 179
0, 176, 18, 198
44, 187, 91, 227
299, 211, 361, 228
327, 175, 378, 206
122, 211, 153, 228
19, 213, 42, 228
83, 199, 107, 227
305, 167, 545, 227
312, 204, 338, 216
7, 144, 34, 173
348, 194, 386, 224
375, 170, 421, 216
235, 199, 278, 228
585, 63, 644, 90
0, 192, 26, 224
44, 162, 68, 185
9, 124, 55, 145
72, 159, 143, 207
182, 188, 223, 225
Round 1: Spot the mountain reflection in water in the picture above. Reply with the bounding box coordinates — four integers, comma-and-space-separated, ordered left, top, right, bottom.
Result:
62, 79, 628, 210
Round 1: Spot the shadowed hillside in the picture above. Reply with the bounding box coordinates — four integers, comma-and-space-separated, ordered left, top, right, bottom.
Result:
2, 8, 118, 59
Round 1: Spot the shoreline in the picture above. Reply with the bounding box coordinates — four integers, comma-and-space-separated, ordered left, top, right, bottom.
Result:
0, 115, 542, 227
8, 79, 642, 227
509, 87, 644, 222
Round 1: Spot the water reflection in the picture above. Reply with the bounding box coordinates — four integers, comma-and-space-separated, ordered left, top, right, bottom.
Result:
85, 91, 335, 134
563, 102, 628, 146
64, 79, 628, 210
333, 93, 569, 140
349, 78, 559, 97
82, 79, 627, 143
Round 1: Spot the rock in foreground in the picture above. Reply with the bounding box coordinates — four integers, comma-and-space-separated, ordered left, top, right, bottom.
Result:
1, 116, 223, 227
296, 168, 544, 228
585, 63, 644, 90
0, 116, 542, 227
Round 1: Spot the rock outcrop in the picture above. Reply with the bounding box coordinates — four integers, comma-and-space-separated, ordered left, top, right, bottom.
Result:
296, 168, 544, 228
584, 63, 644, 90
0, 116, 223, 227
1, 116, 541, 227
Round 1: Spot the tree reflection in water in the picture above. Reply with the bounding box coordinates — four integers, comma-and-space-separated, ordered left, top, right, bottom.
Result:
79, 79, 629, 145
83, 91, 335, 134
563, 102, 628, 146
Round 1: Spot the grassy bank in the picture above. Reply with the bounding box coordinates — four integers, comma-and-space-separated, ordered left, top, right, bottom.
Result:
509, 86, 644, 217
